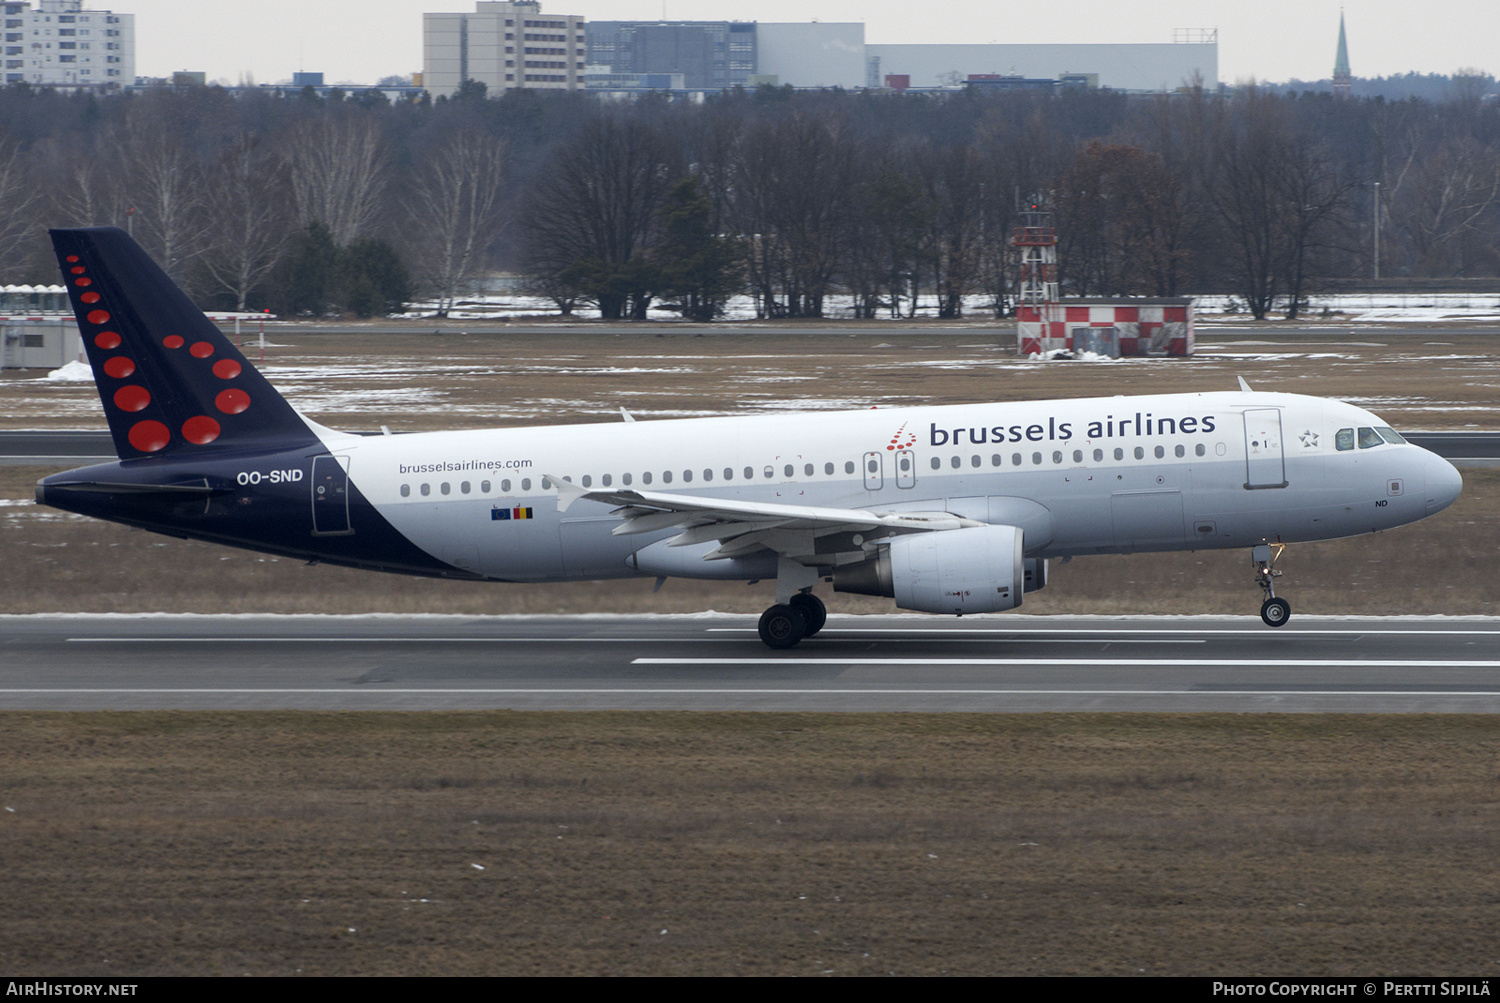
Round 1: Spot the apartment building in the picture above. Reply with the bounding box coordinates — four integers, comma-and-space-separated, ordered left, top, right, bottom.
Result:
424, 1, 585, 96
3, 0, 133, 87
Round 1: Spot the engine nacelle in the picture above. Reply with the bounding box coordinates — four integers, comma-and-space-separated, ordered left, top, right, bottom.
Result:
833, 524, 1025, 614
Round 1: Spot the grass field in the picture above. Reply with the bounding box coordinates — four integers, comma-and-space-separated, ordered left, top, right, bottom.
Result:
2, 712, 1498, 976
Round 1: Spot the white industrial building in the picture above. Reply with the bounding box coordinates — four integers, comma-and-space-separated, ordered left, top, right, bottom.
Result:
868, 42, 1216, 93
580, 19, 1216, 93
424, 1, 585, 96
2, 0, 132, 88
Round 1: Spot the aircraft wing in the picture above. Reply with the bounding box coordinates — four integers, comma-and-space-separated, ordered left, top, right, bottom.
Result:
551, 476, 978, 562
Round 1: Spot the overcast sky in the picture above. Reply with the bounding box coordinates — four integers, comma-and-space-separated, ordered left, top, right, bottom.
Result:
120, 1, 1493, 88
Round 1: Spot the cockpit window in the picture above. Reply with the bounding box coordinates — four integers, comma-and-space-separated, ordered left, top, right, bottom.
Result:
1335, 428, 1354, 451
1357, 427, 1384, 449
1377, 427, 1406, 445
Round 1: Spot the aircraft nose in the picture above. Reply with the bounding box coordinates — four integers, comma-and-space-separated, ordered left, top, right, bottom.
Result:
1422, 449, 1463, 516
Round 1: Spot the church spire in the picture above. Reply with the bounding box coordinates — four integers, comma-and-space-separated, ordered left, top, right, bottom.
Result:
1333, 10, 1353, 98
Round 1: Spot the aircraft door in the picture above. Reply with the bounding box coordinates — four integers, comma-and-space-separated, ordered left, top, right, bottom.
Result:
896, 449, 916, 489
311, 455, 353, 535
1243, 409, 1288, 489
862, 451, 884, 491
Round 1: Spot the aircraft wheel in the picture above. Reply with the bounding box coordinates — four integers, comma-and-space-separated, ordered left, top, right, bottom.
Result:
789, 593, 826, 636
1260, 597, 1291, 628
758, 604, 808, 649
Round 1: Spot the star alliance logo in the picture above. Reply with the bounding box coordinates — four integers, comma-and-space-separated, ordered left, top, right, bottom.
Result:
1299, 429, 1319, 448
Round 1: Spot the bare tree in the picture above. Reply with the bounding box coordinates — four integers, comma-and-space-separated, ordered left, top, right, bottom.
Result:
0, 139, 41, 282
201, 134, 296, 311
116, 104, 211, 282
1388, 135, 1500, 276
521, 113, 680, 320
284, 115, 389, 246
406, 131, 509, 316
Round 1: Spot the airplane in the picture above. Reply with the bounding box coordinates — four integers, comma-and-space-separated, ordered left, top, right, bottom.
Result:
35, 226, 1464, 647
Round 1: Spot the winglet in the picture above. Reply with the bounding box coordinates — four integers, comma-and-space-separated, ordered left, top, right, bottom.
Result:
1237, 376, 1253, 392
550, 474, 589, 513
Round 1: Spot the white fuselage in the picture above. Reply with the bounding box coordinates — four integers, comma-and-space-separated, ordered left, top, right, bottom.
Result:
302, 390, 1462, 582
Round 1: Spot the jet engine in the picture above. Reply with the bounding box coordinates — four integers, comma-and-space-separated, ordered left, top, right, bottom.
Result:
832, 524, 1031, 615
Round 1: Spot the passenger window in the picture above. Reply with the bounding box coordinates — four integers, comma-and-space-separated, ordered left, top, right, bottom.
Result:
804, 463, 814, 476
1335, 428, 1354, 451
1174, 445, 1184, 458
622, 473, 632, 485
642, 472, 652, 485
441, 482, 451, 495
682, 470, 692, 482
1113, 448, 1124, 460
744, 467, 754, 479
1032, 452, 1042, 465
824, 462, 833, 475
1134, 447, 1144, 460
1073, 450, 1083, 463
992, 454, 1002, 466
421, 483, 430, 496
1358, 427, 1383, 449
400, 484, 410, 497
703, 469, 712, 481
843, 461, 855, 474
724, 468, 734, 480
1052, 451, 1063, 464
501, 479, 511, 492
1154, 446, 1164, 459
602, 474, 611, 487
521, 478, 531, 490
579, 476, 589, 488
931, 456, 941, 470
663, 471, 673, 483
1195, 444, 1206, 457
785, 464, 795, 477
462, 481, 472, 493
481, 480, 491, 493
1012, 453, 1022, 466
763, 466, 773, 478
1093, 448, 1103, 462
971, 455, 981, 468
950, 456, 961, 469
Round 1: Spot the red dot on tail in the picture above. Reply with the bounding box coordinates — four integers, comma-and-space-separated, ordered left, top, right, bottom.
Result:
189, 341, 214, 359
70, 265, 85, 274
215, 389, 250, 414
886, 445, 895, 451
102, 356, 135, 379
86, 310, 110, 325
113, 385, 151, 412
79, 291, 100, 304
74, 277, 91, 287
181, 416, 221, 445
212, 359, 241, 380
93, 331, 121, 350
127, 420, 170, 453
66, 255, 79, 263
163, 335, 184, 349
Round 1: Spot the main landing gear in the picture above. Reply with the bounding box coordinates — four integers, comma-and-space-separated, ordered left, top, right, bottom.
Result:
1252, 542, 1291, 627
758, 592, 826, 649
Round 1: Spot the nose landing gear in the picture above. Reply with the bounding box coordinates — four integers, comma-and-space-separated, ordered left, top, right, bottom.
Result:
1252, 542, 1291, 627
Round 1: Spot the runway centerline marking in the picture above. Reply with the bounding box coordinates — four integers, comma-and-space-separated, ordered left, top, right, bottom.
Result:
633, 658, 1500, 668
710, 627, 1500, 637
62, 636, 1206, 645
3, 688, 1500, 697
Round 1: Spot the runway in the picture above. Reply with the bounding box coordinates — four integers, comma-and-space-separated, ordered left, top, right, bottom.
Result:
3, 614, 1499, 712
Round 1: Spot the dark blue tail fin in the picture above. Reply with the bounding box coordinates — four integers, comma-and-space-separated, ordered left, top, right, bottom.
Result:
50, 226, 320, 460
